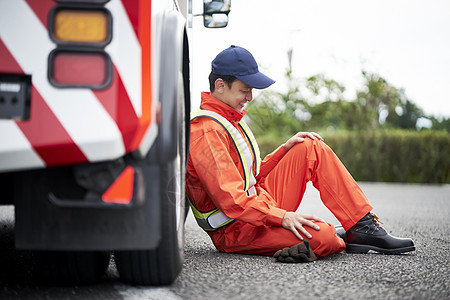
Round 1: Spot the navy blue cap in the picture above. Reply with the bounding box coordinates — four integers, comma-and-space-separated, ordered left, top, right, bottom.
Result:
211, 45, 275, 89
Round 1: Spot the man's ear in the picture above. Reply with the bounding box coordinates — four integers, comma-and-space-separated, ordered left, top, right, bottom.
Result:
214, 78, 226, 93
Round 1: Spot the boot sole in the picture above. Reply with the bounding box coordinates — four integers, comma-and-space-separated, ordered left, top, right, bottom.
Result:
346, 243, 415, 254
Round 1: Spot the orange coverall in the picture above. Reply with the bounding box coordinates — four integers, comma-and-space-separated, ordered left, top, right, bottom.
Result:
186, 92, 373, 257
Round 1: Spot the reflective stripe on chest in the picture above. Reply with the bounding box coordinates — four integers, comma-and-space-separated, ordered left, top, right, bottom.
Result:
188, 108, 261, 232
191, 108, 261, 192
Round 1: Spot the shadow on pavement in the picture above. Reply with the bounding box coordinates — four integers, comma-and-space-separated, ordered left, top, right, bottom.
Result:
0, 219, 36, 284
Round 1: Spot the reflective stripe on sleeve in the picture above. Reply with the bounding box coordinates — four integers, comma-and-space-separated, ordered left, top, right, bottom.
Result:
187, 193, 235, 232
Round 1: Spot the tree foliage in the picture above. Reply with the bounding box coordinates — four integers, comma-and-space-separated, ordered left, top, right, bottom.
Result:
255, 130, 449, 183
245, 69, 449, 183
246, 69, 448, 136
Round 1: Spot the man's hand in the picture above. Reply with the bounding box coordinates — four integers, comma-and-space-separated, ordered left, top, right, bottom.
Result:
281, 212, 325, 240
282, 132, 323, 151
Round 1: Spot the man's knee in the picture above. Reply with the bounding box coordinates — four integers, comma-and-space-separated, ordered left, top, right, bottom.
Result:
308, 222, 344, 257
290, 138, 315, 156
316, 222, 337, 240
289, 138, 331, 161
291, 137, 328, 152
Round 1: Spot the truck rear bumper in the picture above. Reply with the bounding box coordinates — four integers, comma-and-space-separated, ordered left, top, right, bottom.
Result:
14, 160, 162, 251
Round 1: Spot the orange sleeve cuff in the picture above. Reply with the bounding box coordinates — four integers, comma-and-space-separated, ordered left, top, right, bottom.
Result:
266, 206, 286, 226
270, 145, 288, 162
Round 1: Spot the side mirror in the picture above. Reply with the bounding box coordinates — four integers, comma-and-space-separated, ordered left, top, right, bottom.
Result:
203, 0, 231, 28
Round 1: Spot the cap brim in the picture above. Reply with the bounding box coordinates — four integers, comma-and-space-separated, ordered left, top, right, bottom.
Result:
236, 71, 275, 89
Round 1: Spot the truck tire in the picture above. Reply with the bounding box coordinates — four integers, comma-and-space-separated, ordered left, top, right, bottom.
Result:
34, 250, 111, 285
115, 158, 185, 285
115, 72, 186, 286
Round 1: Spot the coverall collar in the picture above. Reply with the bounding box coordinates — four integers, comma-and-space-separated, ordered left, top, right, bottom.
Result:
200, 92, 247, 123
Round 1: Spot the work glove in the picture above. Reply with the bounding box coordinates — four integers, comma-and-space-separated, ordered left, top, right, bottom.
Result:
273, 240, 317, 263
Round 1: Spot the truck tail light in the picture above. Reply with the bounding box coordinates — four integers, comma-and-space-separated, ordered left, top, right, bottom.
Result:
50, 7, 112, 46
47, 3, 112, 89
49, 50, 112, 89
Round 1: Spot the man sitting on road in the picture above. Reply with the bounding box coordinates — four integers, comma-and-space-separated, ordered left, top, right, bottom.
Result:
186, 45, 415, 263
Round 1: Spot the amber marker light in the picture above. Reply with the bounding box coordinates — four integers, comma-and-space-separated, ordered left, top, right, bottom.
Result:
52, 9, 110, 44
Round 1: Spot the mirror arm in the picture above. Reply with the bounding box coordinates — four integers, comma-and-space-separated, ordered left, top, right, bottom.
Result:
193, 12, 229, 17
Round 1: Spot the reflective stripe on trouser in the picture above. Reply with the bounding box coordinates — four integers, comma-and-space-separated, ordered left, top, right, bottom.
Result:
189, 109, 260, 232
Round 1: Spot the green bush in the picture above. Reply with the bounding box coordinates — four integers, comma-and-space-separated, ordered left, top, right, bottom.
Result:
257, 130, 449, 184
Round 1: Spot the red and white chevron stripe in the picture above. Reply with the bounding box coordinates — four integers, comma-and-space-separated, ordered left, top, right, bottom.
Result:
0, 0, 153, 172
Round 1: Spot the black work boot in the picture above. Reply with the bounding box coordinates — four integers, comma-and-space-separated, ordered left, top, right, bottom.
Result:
335, 225, 346, 241
345, 213, 415, 254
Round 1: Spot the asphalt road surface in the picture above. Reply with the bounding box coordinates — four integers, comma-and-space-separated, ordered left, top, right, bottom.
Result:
0, 182, 449, 299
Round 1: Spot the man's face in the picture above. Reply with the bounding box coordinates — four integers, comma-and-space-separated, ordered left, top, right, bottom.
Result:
213, 79, 253, 113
